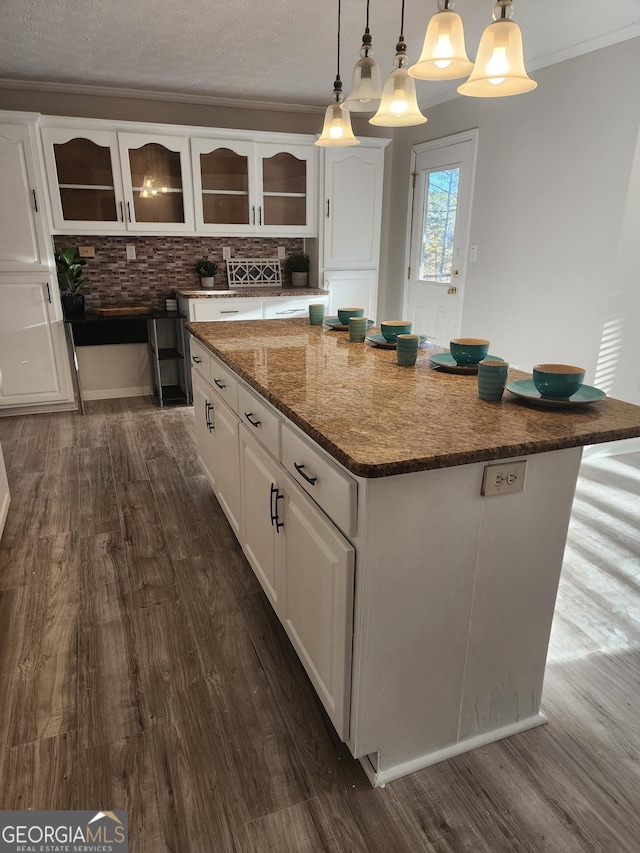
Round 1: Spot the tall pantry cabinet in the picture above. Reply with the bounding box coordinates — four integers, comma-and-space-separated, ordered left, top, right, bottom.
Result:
321, 138, 390, 322
0, 112, 72, 410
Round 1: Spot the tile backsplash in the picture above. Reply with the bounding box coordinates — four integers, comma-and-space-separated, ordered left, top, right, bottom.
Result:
53, 236, 304, 312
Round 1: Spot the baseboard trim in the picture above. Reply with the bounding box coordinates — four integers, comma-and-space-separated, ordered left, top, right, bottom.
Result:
359, 713, 548, 787
0, 490, 10, 540
83, 386, 153, 400
0, 401, 77, 417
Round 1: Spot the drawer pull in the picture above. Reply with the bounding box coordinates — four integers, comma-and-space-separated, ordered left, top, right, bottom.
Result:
270, 483, 284, 532
244, 412, 261, 428
275, 308, 305, 315
213, 378, 226, 389
192, 355, 202, 364
221, 310, 239, 314
205, 400, 214, 431
294, 462, 317, 486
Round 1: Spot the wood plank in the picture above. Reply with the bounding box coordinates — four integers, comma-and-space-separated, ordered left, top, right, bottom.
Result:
0, 534, 78, 748
246, 799, 339, 853
80, 733, 168, 853
106, 416, 150, 482
0, 732, 78, 810
172, 555, 312, 821
78, 534, 144, 749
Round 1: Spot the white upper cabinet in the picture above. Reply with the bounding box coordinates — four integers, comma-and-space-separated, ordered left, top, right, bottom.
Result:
0, 122, 51, 271
41, 119, 317, 236
41, 126, 127, 232
42, 125, 194, 232
192, 138, 316, 236
323, 144, 386, 269
118, 133, 194, 232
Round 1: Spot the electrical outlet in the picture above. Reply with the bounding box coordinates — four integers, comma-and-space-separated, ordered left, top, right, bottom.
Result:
278, 246, 286, 259
126, 245, 136, 261
223, 247, 231, 260
78, 246, 95, 258
481, 460, 527, 497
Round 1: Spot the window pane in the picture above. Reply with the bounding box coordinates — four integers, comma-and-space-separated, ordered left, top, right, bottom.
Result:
420, 168, 459, 282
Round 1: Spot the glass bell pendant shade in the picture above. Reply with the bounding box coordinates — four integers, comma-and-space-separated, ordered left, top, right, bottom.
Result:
343, 40, 383, 111
316, 94, 360, 146
457, 19, 536, 97
370, 56, 427, 126
409, 8, 473, 80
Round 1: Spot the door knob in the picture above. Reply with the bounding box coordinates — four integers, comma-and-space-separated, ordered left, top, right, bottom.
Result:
448, 286, 457, 295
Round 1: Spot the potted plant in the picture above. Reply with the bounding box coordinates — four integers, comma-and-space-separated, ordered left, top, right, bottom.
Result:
194, 256, 218, 289
284, 253, 310, 287
55, 247, 87, 319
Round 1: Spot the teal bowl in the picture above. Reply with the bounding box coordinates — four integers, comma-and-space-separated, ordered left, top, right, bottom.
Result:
337, 306, 364, 325
532, 363, 585, 399
380, 320, 412, 342
449, 338, 490, 365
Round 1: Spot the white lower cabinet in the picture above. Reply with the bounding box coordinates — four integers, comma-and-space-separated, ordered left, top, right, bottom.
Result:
192, 370, 218, 488
239, 424, 354, 740
213, 399, 241, 536
0, 276, 71, 407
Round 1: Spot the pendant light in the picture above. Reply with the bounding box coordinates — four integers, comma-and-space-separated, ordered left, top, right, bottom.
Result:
316, 0, 360, 147
458, 0, 537, 97
343, 0, 382, 113
370, 0, 427, 127
409, 0, 473, 81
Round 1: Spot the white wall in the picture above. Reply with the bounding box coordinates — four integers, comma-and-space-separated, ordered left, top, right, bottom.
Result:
384, 39, 640, 397
77, 344, 152, 399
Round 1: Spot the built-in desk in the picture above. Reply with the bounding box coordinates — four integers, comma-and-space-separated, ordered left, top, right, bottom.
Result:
65, 311, 189, 412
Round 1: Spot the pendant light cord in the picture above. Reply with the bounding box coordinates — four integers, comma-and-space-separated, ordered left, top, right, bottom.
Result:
400, 0, 405, 37
365, 0, 370, 33
336, 0, 342, 80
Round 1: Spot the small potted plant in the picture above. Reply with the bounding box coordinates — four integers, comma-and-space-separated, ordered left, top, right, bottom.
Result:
194, 256, 218, 289
55, 247, 87, 319
284, 253, 310, 288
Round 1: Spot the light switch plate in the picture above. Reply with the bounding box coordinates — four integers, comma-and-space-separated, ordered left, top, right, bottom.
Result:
78, 246, 95, 258
277, 246, 286, 259
125, 245, 136, 261
481, 460, 527, 497
223, 247, 231, 260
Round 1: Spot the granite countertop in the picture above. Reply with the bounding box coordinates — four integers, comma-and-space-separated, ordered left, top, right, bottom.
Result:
187, 318, 640, 478
177, 287, 330, 298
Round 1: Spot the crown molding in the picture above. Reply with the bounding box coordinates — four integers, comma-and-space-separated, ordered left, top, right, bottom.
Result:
0, 77, 326, 115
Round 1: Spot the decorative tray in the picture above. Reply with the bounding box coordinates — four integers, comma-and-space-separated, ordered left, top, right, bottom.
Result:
95, 306, 151, 316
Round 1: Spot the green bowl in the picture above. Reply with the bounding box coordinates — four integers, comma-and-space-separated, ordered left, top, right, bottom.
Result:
337, 306, 364, 325
380, 320, 412, 342
532, 363, 585, 398
449, 338, 490, 365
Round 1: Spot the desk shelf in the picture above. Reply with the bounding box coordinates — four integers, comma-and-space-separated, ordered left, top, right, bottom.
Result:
147, 314, 191, 407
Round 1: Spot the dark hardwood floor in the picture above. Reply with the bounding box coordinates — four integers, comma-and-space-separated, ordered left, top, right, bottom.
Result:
0, 398, 639, 852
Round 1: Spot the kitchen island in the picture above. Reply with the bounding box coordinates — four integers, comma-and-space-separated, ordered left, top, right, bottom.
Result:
187, 318, 640, 785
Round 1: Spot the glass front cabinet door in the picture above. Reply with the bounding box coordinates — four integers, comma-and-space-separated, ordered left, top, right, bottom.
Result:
192, 139, 315, 236
118, 133, 194, 231
41, 128, 127, 232
191, 139, 255, 234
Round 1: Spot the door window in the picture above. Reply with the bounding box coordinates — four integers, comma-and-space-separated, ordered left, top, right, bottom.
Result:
420, 168, 460, 283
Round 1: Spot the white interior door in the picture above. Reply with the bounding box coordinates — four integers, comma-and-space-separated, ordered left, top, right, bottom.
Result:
405, 131, 477, 345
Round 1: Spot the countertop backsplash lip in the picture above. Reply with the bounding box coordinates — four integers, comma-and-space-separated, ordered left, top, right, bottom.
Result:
187, 318, 640, 478
53, 235, 305, 313
177, 287, 330, 298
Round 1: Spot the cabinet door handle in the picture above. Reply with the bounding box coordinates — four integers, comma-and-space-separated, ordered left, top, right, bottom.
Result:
252, 205, 256, 225
270, 483, 284, 532
244, 412, 261, 428
32, 189, 38, 212
119, 201, 124, 222
205, 400, 215, 431
294, 462, 317, 485
127, 201, 132, 222
192, 355, 202, 364
213, 378, 226, 389
45, 282, 51, 303
326, 198, 330, 218
258, 206, 262, 225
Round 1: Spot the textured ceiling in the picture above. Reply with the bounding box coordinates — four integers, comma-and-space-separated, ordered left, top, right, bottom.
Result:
2, 0, 640, 109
